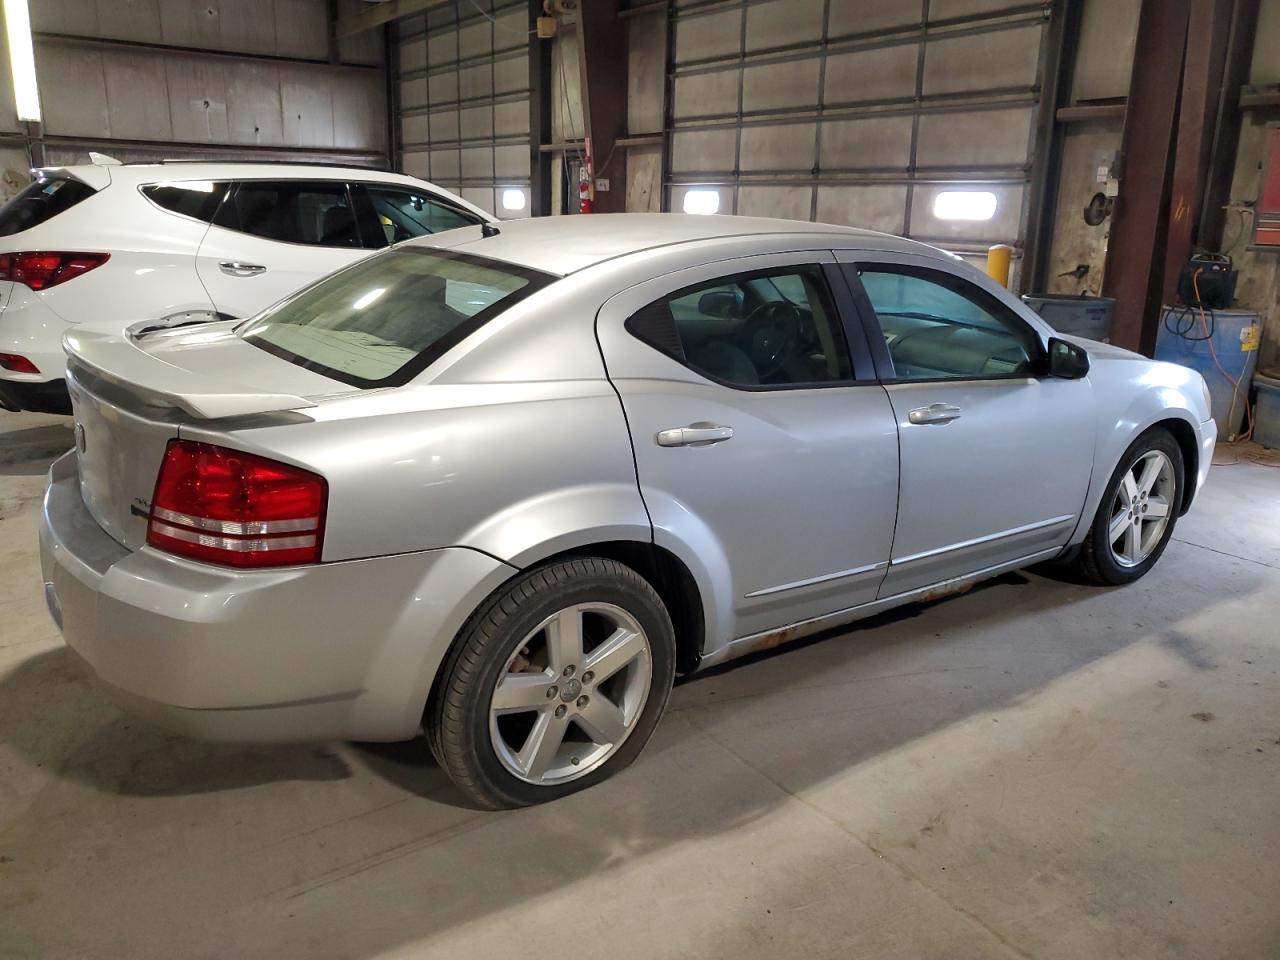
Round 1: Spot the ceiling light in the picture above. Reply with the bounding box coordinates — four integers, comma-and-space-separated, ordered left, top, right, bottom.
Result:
4, 0, 41, 122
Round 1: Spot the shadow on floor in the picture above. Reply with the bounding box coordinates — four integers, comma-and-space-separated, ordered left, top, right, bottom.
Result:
0, 550, 1261, 958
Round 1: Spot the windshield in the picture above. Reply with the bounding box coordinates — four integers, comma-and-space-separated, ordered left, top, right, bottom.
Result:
0, 176, 97, 237
239, 248, 553, 387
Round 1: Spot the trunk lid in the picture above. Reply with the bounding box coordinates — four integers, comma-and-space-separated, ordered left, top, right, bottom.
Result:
64, 321, 353, 549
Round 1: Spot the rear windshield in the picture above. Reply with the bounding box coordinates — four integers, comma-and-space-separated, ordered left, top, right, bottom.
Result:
0, 176, 97, 237
238, 247, 553, 388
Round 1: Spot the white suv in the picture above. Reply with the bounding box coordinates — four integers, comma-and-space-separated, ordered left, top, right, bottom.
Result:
0, 159, 490, 413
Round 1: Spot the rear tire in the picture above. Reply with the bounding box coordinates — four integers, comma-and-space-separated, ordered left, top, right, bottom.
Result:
1074, 427, 1184, 586
426, 557, 676, 809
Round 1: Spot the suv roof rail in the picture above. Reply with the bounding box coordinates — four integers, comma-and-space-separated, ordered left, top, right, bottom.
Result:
126, 158, 390, 170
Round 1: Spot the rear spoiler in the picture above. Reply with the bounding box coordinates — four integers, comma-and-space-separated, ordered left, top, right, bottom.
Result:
33, 164, 113, 192
63, 326, 316, 420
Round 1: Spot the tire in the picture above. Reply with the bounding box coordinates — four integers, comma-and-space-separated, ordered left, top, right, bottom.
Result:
426, 557, 676, 809
1074, 427, 1185, 586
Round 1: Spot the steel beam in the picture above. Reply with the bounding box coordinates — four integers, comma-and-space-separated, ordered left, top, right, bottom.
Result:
576, 0, 629, 213
1162, 0, 1237, 304
1102, 0, 1190, 354
1200, 0, 1262, 250
1024, 0, 1085, 295
529, 0, 553, 217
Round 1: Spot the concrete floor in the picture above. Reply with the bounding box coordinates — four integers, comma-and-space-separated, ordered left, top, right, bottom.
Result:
1, 408, 1278, 960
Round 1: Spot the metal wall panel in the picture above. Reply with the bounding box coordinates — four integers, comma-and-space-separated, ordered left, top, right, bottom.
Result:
664, 0, 1048, 255
394, 0, 531, 218
26, 0, 386, 166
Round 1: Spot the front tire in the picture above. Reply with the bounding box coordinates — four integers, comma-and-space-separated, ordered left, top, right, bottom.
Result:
426, 557, 676, 809
1074, 427, 1184, 585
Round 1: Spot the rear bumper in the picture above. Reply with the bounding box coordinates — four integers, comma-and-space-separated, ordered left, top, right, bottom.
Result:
39, 452, 517, 743
0, 377, 71, 414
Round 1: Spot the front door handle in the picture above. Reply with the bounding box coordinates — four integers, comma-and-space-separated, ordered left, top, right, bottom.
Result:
908, 403, 962, 425
656, 422, 734, 447
219, 261, 267, 276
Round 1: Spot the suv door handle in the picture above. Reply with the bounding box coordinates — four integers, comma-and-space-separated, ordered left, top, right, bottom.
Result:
656, 423, 734, 447
908, 403, 962, 425
219, 261, 267, 276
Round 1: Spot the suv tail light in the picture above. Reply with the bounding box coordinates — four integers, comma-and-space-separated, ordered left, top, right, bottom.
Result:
146, 440, 327, 568
0, 251, 110, 290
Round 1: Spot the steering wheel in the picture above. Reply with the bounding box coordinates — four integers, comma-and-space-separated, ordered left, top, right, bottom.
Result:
741, 300, 801, 379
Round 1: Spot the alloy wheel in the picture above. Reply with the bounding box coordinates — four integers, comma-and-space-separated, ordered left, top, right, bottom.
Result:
1107, 449, 1176, 568
488, 602, 653, 786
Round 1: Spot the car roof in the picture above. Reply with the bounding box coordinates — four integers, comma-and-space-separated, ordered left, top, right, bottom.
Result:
423, 214, 941, 276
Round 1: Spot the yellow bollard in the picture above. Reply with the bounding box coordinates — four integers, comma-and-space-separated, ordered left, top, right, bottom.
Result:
986, 244, 1012, 288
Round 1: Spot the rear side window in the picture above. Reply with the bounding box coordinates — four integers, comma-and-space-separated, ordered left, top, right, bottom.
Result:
626, 265, 854, 388
358, 184, 481, 247
0, 177, 96, 237
141, 181, 229, 223
216, 181, 360, 248
238, 248, 553, 388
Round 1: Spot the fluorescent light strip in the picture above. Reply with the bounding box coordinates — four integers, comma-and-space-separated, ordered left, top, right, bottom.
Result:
3, 0, 41, 122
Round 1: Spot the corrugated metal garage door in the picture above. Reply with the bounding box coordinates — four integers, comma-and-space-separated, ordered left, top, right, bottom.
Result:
665, 0, 1048, 266
395, 1, 531, 218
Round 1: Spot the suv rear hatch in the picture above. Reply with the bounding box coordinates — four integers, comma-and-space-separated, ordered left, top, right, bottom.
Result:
0, 167, 111, 327
64, 321, 348, 550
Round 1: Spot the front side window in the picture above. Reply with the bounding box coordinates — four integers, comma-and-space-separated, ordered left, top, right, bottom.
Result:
859, 266, 1041, 380
141, 181, 229, 223
239, 248, 553, 387
627, 266, 853, 388
360, 184, 480, 247
0, 176, 96, 237
218, 181, 359, 248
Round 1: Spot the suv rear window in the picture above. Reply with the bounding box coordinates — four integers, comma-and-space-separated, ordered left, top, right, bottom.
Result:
0, 177, 96, 237
238, 247, 553, 387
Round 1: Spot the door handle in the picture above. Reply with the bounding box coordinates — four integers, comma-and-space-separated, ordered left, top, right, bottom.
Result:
656, 422, 734, 447
908, 403, 962, 425
219, 261, 267, 276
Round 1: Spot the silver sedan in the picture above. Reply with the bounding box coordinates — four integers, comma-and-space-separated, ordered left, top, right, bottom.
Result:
40, 214, 1217, 808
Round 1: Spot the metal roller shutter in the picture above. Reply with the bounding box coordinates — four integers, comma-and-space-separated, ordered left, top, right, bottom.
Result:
394, 0, 532, 217
664, 0, 1049, 269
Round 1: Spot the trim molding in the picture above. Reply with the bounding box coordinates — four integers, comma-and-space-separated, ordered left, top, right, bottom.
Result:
744, 561, 887, 599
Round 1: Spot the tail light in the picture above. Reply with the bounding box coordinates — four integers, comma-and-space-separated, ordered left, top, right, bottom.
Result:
0, 251, 110, 290
146, 440, 327, 568
0, 353, 40, 374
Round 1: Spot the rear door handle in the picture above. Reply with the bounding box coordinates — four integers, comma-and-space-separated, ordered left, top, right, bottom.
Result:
908, 403, 962, 425
219, 261, 267, 276
656, 422, 734, 447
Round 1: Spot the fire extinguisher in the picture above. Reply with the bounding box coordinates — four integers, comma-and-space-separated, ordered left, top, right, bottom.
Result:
578, 151, 594, 214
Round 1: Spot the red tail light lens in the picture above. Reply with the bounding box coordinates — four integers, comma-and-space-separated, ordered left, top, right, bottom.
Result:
0, 352, 40, 374
0, 251, 110, 290
146, 440, 327, 568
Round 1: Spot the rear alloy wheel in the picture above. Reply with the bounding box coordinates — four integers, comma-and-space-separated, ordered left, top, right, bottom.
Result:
427, 558, 676, 809
1076, 428, 1184, 585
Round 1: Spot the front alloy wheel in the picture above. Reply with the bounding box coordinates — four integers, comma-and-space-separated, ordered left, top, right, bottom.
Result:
1106, 449, 1176, 568
427, 557, 676, 809
1076, 427, 1184, 585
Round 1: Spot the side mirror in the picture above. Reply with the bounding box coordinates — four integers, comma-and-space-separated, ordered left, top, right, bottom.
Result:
1047, 337, 1090, 379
